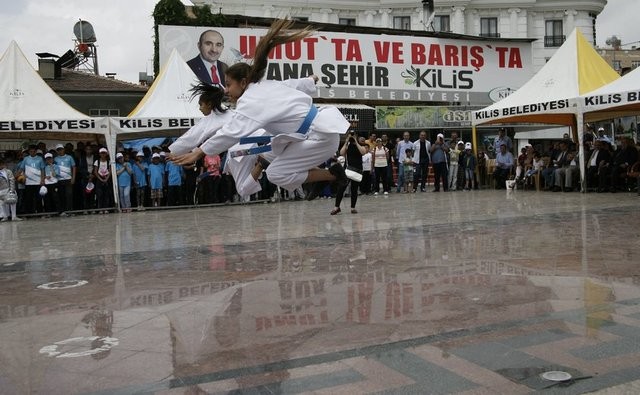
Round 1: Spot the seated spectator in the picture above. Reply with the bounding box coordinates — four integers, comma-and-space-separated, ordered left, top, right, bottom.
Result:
523, 152, 544, 187
554, 151, 580, 192
494, 143, 514, 189
585, 139, 611, 190
598, 136, 639, 192
542, 140, 570, 190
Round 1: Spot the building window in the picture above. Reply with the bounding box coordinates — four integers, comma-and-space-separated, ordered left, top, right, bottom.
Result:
89, 109, 120, 116
545, 20, 565, 47
480, 17, 499, 38
631, 61, 640, 69
339, 18, 356, 26
613, 60, 621, 71
393, 16, 411, 30
293, 16, 308, 22
433, 15, 450, 32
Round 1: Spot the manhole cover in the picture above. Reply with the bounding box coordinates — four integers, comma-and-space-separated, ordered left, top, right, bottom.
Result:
37, 280, 88, 290
39, 336, 119, 358
541, 371, 572, 382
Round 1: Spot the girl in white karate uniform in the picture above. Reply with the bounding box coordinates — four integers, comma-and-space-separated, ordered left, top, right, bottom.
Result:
169, 76, 320, 197
171, 19, 350, 192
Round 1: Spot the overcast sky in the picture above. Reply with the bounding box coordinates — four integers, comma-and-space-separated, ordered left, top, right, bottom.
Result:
0, 0, 636, 84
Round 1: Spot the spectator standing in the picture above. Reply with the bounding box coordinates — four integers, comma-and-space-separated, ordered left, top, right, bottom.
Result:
396, 132, 413, 193
78, 144, 96, 211
148, 153, 165, 207
332, 132, 366, 215
0, 157, 21, 222
17, 145, 45, 214
54, 144, 76, 216
403, 149, 415, 193
201, 154, 222, 204
382, 134, 395, 188
43, 153, 60, 213
372, 138, 390, 195
462, 143, 477, 190
132, 152, 148, 209
412, 131, 431, 192
165, 158, 185, 206
360, 145, 372, 195
93, 148, 112, 213
493, 128, 513, 154
448, 141, 463, 191
115, 153, 133, 211
430, 133, 449, 192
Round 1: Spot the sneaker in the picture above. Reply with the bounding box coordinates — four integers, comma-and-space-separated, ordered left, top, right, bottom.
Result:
0, 218, 7, 222
420, 188, 426, 192
374, 192, 379, 196
59, 212, 68, 217
384, 191, 389, 195
12, 217, 23, 221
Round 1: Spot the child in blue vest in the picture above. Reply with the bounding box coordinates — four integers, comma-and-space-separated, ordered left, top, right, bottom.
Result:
115, 152, 133, 211
148, 153, 165, 207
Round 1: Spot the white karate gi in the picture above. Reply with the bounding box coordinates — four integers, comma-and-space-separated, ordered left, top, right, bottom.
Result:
169, 111, 271, 197
199, 78, 349, 191
169, 110, 231, 156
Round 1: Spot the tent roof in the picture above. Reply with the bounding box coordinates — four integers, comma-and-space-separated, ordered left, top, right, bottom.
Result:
472, 29, 620, 127
0, 41, 91, 120
128, 49, 202, 118
580, 65, 640, 122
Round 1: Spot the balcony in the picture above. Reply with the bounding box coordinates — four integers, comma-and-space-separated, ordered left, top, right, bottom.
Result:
545, 35, 566, 47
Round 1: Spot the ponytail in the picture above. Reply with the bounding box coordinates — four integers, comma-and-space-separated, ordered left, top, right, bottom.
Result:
248, 19, 314, 83
190, 82, 226, 113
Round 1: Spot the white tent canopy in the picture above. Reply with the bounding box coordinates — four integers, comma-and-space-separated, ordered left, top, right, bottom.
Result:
110, 49, 202, 140
472, 29, 619, 128
0, 41, 110, 141
578, 65, 640, 122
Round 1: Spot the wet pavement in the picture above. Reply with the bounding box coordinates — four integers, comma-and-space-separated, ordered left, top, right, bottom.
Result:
1, 189, 639, 394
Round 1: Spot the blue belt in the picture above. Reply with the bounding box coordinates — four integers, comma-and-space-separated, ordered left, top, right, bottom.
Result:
235, 105, 318, 155
296, 105, 318, 134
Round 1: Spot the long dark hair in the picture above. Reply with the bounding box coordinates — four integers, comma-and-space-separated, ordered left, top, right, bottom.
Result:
190, 82, 226, 113
247, 19, 314, 84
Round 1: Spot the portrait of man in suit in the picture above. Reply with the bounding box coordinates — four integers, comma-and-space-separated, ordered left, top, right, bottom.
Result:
187, 29, 228, 86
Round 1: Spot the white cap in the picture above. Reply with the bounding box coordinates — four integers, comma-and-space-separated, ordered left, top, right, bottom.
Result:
116, 152, 124, 159
465, 142, 472, 150
159, 151, 166, 157
99, 147, 108, 154
597, 127, 605, 131
36, 149, 43, 154
44, 153, 53, 158
136, 152, 145, 157
152, 153, 161, 159
457, 141, 464, 146
55, 144, 65, 150
437, 133, 444, 139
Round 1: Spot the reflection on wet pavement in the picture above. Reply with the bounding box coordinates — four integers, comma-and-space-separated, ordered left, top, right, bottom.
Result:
1, 191, 639, 394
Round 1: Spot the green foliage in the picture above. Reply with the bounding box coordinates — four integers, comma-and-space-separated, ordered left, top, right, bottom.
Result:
151, 0, 224, 76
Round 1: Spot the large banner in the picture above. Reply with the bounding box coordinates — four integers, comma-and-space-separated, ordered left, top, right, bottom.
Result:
159, 25, 533, 105
376, 105, 484, 129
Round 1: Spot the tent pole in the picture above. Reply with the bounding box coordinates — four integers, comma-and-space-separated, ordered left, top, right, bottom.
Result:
576, 113, 586, 193
107, 123, 120, 210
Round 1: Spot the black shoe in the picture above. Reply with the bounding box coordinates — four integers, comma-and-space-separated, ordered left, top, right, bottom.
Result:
306, 182, 321, 201
329, 163, 349, 188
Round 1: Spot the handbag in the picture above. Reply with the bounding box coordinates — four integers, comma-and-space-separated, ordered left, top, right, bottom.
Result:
4, 190, 17, 204
345, 165, 363, 183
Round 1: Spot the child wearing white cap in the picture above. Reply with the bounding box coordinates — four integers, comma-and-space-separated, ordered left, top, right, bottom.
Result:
462, 142, 476, 190
43, 153, 60, 213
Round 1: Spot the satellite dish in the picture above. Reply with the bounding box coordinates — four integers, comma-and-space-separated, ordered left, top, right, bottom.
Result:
73, 20, 97, 43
